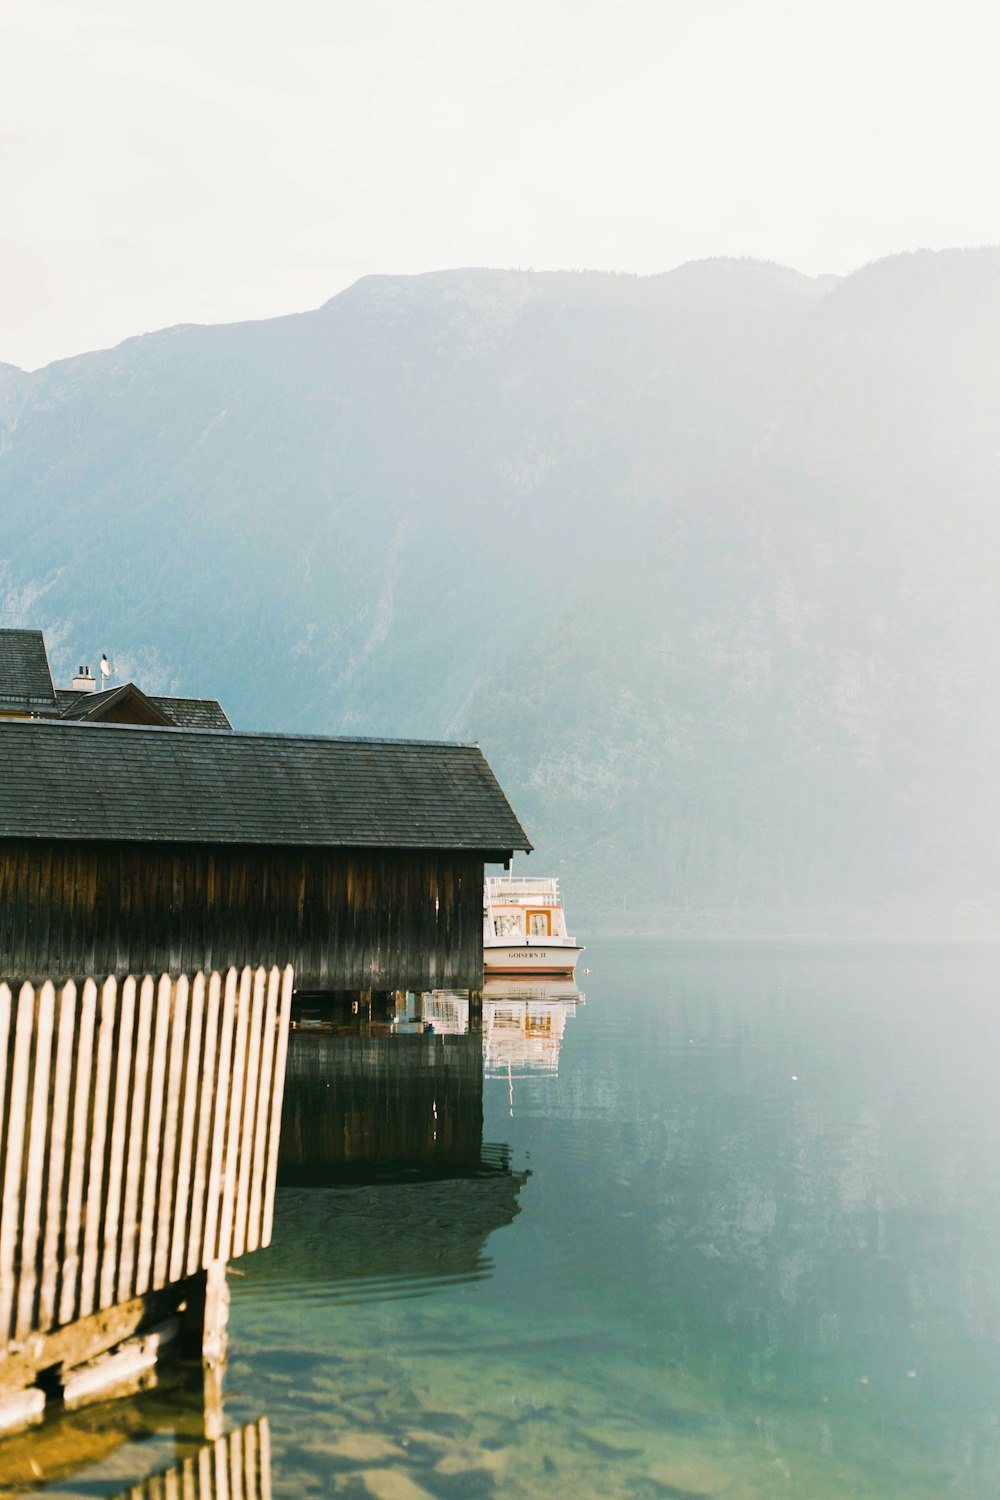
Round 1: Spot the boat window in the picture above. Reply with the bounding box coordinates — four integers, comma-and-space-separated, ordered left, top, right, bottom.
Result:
495, 913, 522, 937
528, 911, 551, 937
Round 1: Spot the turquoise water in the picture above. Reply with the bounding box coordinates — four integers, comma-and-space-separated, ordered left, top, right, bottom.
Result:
17, 940, 1000, 1497
221, 940, 1000, 1498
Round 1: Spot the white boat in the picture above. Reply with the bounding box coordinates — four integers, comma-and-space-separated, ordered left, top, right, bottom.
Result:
483, 874, 584, 975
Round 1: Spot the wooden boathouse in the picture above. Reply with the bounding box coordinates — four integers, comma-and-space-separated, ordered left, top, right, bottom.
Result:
0, 628, 531, 1432
0, 717, 531, 994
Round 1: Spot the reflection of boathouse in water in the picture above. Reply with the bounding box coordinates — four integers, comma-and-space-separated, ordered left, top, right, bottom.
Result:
268, 1010, 529, 1294
267, 983, 583, 1294
280, 1028, 487, 1184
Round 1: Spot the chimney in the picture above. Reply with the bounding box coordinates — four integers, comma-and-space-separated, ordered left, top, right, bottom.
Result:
72, 665, 97, 694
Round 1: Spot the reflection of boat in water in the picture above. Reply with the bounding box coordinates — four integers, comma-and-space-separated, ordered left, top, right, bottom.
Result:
483, 981, 583, 1078
484, 874, 584, 975
421, 980, 586, 1043
483, 976, 585, 1003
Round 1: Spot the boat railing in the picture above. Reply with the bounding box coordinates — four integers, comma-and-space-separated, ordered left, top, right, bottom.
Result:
485, 876, 560, 906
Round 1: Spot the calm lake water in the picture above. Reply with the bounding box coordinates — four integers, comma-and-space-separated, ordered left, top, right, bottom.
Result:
14, 940, 1000, 1498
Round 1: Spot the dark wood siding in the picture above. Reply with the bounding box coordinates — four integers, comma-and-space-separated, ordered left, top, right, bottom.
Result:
0, 842, 485, 992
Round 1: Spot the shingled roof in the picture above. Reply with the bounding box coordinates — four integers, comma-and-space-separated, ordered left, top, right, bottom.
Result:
0, 630, 55, 711
57, 682, 173, 724
53, 685, 232, 729
0, 630, 233, 728
148, 695, 232, 731
0, 719, 531, 854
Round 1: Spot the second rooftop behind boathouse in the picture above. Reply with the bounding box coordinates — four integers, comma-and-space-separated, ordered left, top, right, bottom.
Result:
0, 719, 531, 992
0, 627, 232, 728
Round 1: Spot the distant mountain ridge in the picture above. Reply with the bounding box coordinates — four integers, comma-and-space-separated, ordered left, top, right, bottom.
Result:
2, 251, 998, 934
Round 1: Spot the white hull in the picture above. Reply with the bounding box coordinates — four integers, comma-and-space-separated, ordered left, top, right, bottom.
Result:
483, 943, 583, 976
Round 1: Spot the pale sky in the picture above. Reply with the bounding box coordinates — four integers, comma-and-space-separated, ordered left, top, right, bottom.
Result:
2, 0, 998, 371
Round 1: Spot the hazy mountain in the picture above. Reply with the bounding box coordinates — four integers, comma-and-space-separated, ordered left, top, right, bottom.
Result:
2, 251, 998, 934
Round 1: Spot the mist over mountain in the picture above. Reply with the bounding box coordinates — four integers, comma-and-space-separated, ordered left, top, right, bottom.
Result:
2, 251, 999, 934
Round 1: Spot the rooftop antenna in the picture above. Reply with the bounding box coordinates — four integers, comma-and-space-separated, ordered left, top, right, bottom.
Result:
100, 653, 113, 690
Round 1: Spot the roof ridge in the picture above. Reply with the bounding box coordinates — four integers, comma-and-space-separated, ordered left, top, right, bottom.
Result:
150, 692, 226, 702
1, 717, 480, 749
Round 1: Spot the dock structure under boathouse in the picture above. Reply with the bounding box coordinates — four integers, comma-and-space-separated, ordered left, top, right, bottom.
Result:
0, 717, 531, 995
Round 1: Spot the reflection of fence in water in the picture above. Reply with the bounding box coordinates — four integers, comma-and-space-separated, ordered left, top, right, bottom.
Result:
0, 967, 291, 1373
118, 1418, 271, 1500
0, 1335, 265, 1494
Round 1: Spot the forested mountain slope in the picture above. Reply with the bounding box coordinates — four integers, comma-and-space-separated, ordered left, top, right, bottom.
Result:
2, 252, 998, 932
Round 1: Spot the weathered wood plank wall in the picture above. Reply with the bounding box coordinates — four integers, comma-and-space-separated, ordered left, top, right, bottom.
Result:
0, 966, 292, 1357
0, 844, 484, 992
